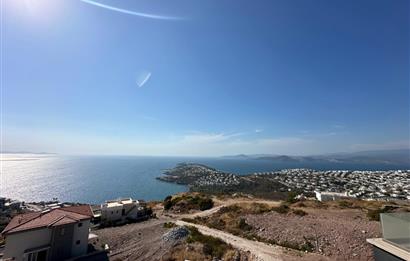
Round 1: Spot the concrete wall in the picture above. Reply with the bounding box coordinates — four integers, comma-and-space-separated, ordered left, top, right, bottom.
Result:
71, 220, 91, 257
3, 228, 52, 261
101, 205, 123, 224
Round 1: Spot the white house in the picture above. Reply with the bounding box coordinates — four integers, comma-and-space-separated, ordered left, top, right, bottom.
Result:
1, 205, 94, 261
100, 198, 146, 226
314, 191, 349, 202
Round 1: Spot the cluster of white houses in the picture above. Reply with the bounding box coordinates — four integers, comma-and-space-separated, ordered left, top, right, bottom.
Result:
259, 169, 410, 200
0, 198, 148, 261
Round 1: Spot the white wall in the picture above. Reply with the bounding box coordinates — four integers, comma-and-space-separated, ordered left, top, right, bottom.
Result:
101, 205, 123, 223
71, 220, 91, 257
4, 228, 51, 261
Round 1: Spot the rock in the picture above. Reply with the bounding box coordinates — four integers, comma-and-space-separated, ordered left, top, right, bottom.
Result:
162, 226, 189, 242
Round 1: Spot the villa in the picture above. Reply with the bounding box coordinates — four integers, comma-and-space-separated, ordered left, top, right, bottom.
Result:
100, 198, 147, 226
1, 205, 94, 261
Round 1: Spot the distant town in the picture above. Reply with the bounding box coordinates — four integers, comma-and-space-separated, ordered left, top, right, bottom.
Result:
158, 163, 410, 201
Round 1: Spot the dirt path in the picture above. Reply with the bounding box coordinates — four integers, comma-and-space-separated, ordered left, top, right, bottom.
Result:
177, 198, 282, 219
176, 220, 329, 261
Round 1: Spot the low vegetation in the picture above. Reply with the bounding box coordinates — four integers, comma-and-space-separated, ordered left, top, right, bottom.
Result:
186, 226, 232, 258
163, 222, 176, 228
163, 193, 214, 212
292, 209, 307, 216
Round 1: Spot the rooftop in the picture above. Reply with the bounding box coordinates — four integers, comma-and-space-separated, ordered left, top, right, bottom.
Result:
2, 205, 93, 235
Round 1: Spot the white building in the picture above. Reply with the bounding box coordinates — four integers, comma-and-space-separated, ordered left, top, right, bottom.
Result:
100, 198, 146, 226
1, 205, 94, 261
314, 191, 349, 201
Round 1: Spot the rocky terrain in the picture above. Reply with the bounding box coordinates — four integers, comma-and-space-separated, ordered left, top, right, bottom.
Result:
245, 208, 380, 260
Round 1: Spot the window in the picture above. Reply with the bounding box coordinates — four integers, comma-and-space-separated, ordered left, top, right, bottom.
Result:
78, 222, 83, 227
122, 209, 125, 216
60, 228, 65, 236
26, 250, 47, 261
76, 240, 81, 245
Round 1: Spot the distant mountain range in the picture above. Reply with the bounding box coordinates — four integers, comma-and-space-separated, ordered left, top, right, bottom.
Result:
222, 149, 410, 166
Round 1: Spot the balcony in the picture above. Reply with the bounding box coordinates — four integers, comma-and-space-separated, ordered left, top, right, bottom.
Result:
380, 212, 410, 252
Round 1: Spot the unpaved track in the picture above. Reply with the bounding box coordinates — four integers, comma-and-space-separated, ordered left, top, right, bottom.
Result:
176, 220, 329, 261
178, 198, 282, 219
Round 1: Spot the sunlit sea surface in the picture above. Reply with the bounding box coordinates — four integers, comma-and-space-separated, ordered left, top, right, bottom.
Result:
1, 154, 406, 204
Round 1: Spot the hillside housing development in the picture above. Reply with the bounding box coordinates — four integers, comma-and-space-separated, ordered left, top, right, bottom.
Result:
259, 169, 410, 200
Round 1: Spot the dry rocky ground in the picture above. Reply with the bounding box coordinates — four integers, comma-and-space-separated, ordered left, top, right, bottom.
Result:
93, 218, 173, 261
92, 197, 409, 261
245, 208, 380, 261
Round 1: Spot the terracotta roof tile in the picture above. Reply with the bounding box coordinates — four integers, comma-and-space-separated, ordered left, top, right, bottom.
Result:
2, 205, 93, 235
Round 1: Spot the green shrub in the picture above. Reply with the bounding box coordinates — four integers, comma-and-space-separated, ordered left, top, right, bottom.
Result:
163, 200, 173, 210
286, 191, 298, 204
300, 241, 315, 252
163, 222, 176, 228
198, 198, 214, 211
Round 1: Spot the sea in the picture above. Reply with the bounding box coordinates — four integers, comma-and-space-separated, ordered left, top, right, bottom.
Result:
1, 154, 407, 204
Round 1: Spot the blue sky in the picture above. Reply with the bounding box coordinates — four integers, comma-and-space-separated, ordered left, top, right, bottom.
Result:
3, 0, 409, 156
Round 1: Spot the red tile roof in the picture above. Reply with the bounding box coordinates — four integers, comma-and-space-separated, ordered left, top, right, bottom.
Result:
2, 205, 93, 235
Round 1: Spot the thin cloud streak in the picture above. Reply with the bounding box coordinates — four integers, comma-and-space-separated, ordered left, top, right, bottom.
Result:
137, 72, 151, 88
79, 0, 183, 20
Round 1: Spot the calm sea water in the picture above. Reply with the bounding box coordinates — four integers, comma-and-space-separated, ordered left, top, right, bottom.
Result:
1, 154, 406, 204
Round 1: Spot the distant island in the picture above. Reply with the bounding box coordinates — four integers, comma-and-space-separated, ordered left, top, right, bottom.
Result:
221, 149, 410, 166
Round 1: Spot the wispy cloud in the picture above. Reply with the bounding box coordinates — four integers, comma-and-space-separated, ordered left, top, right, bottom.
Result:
182, 132, 242, 144
79, 0, 183, 20
136, 71, 151, 88
350, 140, 410, 151
254, 129, 263, 133
331, 124, 345, 129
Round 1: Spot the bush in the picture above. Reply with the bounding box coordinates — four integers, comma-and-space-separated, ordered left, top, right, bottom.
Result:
300, 241, 315, 252
186, 226, 230, 258
293, 209, 307, 216
181, 217, 198, 224
208, 218, 226, 230
163, 194, 214, 212
237, 218, 253, 231
164, 200, 173, 210
367, 209, 383, 221
338, 200, 353, 208
198, 198, 214, 211
163, 222, 176, 228
146, 207, 153, 216
286, 191, 298, 204
272, 204, 289, 214
219, 205, 241, 214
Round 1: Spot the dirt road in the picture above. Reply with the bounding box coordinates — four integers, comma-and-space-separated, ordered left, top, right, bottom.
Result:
175, 220, 329, 261
177, 198, 282, 219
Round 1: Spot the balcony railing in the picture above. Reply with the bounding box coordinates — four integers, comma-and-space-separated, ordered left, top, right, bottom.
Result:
380, 212, 410, 252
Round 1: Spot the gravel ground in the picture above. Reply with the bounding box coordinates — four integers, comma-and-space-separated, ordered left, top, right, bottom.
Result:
93, 218, 175, 261
245, 208, 381, 261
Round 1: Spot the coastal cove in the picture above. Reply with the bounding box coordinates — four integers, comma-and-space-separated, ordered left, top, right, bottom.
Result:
1, 154, 408, 204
